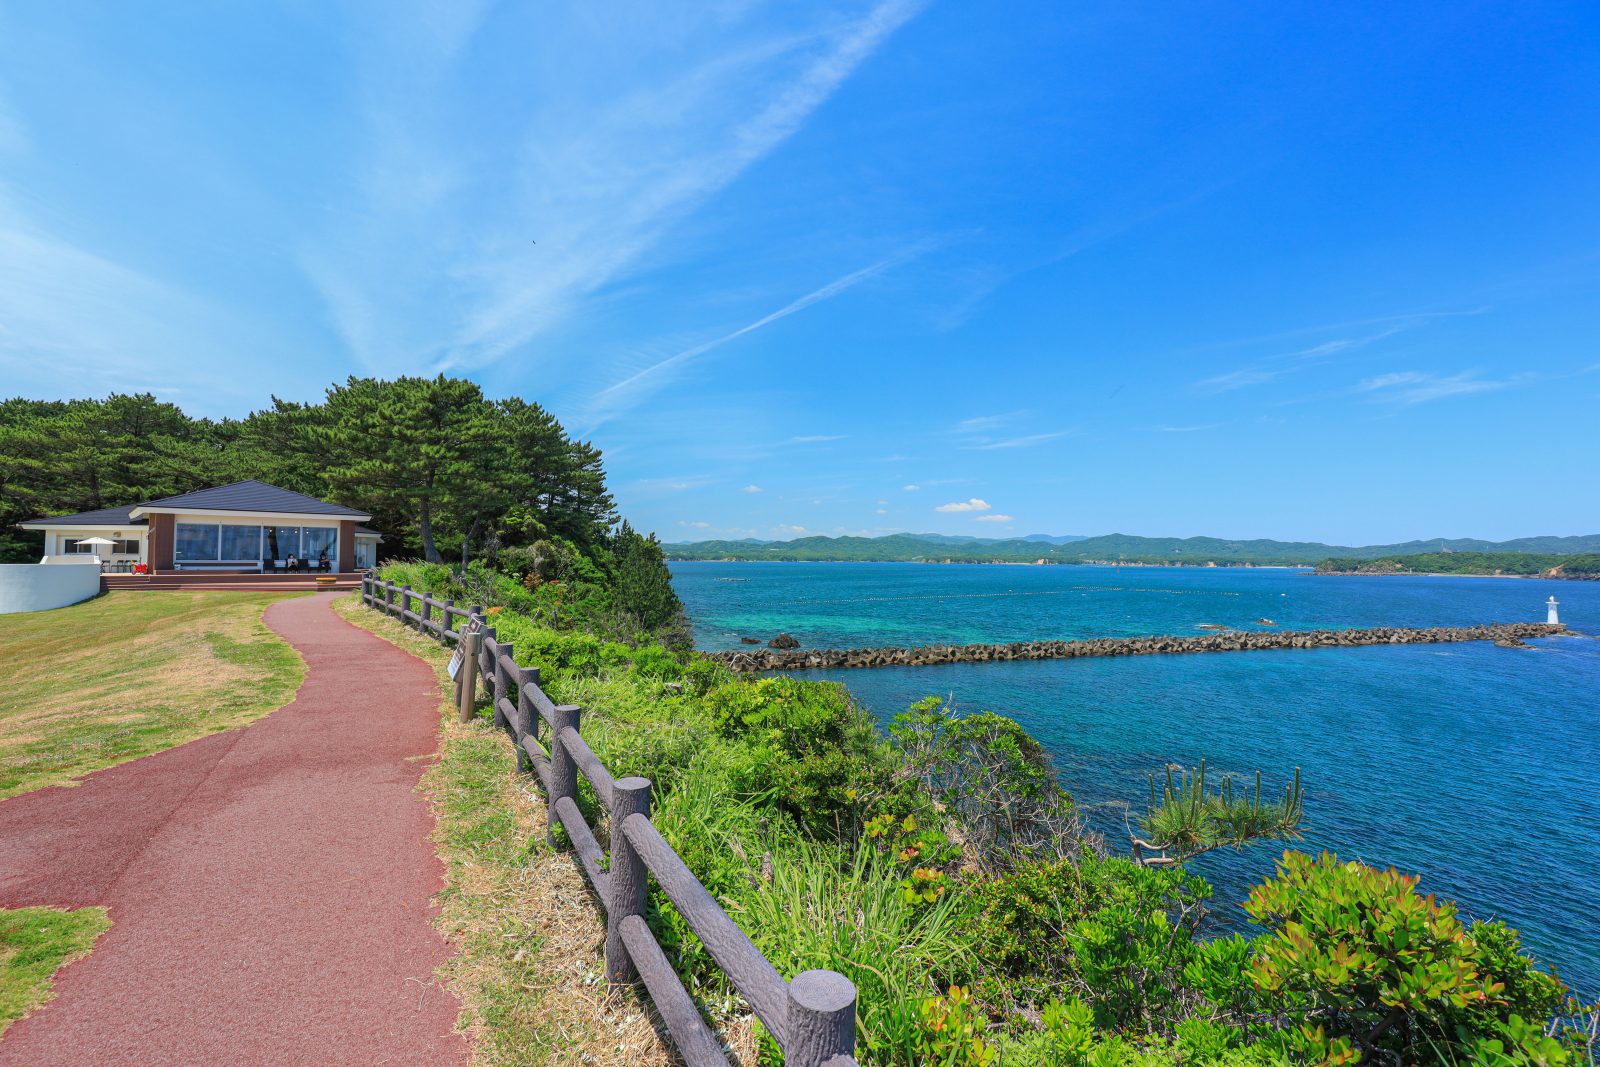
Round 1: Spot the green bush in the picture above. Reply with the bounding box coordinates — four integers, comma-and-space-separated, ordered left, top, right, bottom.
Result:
1245, 851, 1585, 1065
959, 853, 1211, 1030
889, 697, 1092, 872
702, 676, 891, 836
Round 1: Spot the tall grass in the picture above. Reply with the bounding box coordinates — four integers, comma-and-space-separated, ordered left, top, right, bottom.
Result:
738, 843, 975, 1065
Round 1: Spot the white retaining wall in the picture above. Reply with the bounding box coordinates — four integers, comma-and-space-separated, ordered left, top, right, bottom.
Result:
0, 563, 101, 614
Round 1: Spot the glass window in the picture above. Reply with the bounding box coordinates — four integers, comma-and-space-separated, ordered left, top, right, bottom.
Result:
219, 524, 261, 561
175, 523, 220, 561
302, 526, 337, 565
263, 526, 301, 563
66, 538, 140, 554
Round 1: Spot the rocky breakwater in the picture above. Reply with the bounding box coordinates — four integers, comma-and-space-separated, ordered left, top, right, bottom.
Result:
711, 622, 1569, 672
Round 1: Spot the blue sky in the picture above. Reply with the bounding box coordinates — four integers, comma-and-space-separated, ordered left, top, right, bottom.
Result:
1, 2, 1596, 545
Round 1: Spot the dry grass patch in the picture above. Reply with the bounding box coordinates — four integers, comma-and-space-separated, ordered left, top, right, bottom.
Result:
334, 594, 695, 1066
0, 591, 305, 798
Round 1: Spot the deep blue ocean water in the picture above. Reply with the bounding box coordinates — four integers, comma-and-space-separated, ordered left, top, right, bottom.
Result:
670, 561, 1600, 998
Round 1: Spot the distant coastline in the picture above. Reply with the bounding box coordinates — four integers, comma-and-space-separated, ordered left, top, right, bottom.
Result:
665, 530, 1600, 568
1314, 551, 1600, 581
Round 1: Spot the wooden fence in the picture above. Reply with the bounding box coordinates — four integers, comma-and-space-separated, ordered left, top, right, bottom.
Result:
361, 576, 860, 1067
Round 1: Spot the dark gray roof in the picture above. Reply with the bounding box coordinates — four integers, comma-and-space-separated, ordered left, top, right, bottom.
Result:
355, 525, 383, 538
134, 480, 368, 518
18, 505, 144, 529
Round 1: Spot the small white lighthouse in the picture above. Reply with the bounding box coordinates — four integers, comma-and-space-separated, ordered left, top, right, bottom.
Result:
1547, 595, 1560, 625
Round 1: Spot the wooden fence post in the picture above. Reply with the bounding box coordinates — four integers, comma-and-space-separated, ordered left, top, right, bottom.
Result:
480, 627, 497, 702
420, 592, 431, 633
384, 580, 395, 616
442, 600, 456, 643
515, 667, 540, 772
458, 619, 481, 724
548, 704, 581, 845
493, 643, 515, 730
400, 585, 412, 626
606, 776, 652, 983
786, 970, 857, 1067
361, 575, 369, 605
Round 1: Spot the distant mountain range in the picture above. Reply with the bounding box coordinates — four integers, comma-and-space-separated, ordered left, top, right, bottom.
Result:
663, 531, 1600, 566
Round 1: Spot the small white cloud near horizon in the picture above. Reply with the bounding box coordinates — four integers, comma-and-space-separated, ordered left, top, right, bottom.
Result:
789, 434, 847, 444
679, 520, 711, 528
774, 524, 809, 536
742, 484, 763, 493
936, 498, 991, 513
975, 513, 1014, 522
902, 484, 920, 491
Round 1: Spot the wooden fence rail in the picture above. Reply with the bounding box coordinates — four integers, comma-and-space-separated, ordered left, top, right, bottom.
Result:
361, 575, 860, 1067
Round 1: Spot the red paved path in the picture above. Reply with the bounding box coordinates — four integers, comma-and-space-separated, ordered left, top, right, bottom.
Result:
0, 592, 467, 1066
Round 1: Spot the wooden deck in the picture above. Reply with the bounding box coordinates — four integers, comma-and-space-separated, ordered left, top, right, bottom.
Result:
101, 572, 367, 592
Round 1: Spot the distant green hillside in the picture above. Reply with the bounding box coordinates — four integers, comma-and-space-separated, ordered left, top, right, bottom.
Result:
1316, 552, 1600, 578
663, 531, 1600, 566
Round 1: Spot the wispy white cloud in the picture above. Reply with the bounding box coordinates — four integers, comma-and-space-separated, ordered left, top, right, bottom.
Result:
0, 189, 273, 411
1354, 370, 1519, 406
1153, 423, 1222, 433
974, 513, 1014, 523
307, 1, 926, 384
1193, 315, 1483, 394
902, 484, 920, 491
936, 498, 991, 513
789, 434, 848, 444
774, 523, 809, 536
955, 412, 1024, 433
742, 484, 764, 493
586, 241, 934, 424
969, 431, 1071, 450
679, 520, 711, 528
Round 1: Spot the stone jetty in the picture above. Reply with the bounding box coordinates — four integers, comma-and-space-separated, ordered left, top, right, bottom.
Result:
712, 622, 1568, 673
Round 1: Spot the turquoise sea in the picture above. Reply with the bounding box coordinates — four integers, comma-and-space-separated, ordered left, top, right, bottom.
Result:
670, 561, 1600, 999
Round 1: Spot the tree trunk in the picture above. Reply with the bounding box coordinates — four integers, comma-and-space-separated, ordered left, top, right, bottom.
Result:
460, 515, 482, 569
419, 500, 443, 563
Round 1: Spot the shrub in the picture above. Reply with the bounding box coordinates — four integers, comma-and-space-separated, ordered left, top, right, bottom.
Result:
959, 853, 1212, 1031
702, 676, 891, 836
1244, 851, 1585, 1065
889, 697, 1094, 872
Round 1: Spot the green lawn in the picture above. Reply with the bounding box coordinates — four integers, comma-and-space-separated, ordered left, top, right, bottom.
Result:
0, 590, 306, 798
0, 906, 110, 1035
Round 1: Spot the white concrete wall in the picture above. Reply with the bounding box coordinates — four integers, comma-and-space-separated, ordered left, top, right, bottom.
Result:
0, 563, 102, 614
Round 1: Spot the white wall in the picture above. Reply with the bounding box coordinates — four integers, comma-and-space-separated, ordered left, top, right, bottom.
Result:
40, 528, 146, 562
0, 563, 101, 614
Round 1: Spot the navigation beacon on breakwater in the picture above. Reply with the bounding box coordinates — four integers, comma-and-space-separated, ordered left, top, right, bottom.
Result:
1547, 596, 1560, 625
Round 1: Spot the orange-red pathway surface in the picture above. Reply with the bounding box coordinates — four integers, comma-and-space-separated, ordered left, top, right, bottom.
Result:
0, 592, 467, 1066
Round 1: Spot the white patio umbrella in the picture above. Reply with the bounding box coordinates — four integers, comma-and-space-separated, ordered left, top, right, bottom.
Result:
77, 536, 115, 565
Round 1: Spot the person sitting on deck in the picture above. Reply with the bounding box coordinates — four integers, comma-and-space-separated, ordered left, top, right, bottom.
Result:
318, 548, 329, 572
287, 553, 298, 572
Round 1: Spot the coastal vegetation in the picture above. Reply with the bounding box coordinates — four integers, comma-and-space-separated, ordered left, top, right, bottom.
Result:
664, 532, 1600, 567
0, 590, 305, 798
1316, 552, 1600, 579
376, 549, 1598, 1065
0, 382, 615, 566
